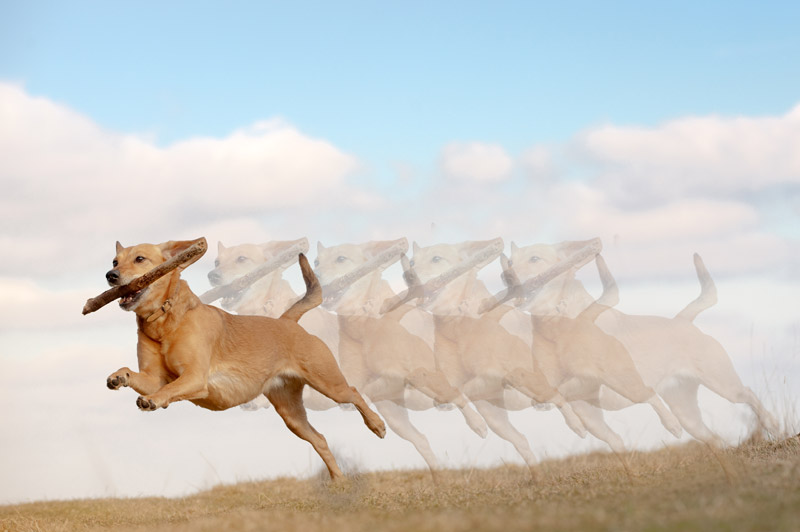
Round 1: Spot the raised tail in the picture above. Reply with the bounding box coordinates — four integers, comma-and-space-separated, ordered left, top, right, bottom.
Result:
280, 253, 322, 322
675, 253, 717, 322
577, 254, 619, 322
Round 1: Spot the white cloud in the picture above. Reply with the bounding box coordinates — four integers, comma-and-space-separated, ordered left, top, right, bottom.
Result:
545, 183, 760, 243
520, 144, 558, 183
0, 277, 126, 330
0, 83, 362, 277
440, 141, 513, 182
575, 104, 800, 205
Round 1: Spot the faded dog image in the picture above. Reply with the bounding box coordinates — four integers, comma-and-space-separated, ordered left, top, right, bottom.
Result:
203, 235, 781, 473
507, 239, 780, 448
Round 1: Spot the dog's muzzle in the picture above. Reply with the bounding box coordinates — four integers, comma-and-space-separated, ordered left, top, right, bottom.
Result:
207, 270, 223, 286
106, 269, 120, 286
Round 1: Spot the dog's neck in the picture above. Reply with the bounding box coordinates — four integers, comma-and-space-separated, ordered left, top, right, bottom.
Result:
333, 270, 394, 316
426, 270, 491, 317
226, 269, 294, 317
524, 276, 596, 318
136, 274, 199, 342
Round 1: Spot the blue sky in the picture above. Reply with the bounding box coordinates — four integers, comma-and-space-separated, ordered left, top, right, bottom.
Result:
4, 1, 800, 166
1, 1, 799, 504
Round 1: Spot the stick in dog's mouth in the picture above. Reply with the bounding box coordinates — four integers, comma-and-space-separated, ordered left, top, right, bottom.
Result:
119, 287, 146, 310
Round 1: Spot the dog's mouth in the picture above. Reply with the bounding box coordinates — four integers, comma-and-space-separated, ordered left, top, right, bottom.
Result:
220, 291, 245, 311
119, 288, 146, 310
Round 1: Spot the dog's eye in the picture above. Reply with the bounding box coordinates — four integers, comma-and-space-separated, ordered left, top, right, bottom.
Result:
214, 260, 220, 267
236, 256, 248, 263
432, 256, 442, 263
135, 256, 146, 263
336, 256, 347, 263
529, 256, 541, 263
112, 259, 118, 267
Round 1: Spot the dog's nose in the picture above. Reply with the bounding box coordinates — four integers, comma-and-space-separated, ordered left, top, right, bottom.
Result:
106, 270, 120, 285
208, 271, 222, 285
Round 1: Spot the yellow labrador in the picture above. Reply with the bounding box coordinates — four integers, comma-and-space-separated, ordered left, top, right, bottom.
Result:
104, 239, 385, 480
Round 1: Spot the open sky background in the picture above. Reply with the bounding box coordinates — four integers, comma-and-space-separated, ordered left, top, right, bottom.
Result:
1, 1, 799, 504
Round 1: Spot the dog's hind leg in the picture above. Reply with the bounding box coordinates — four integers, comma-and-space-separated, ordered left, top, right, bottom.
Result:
593, 363, 683, 438
570, 400, 627, 454
266, 375, 344, 481
570, 399, 632, 479
404, 368, 488, 438
659, 380, 725, 446
373, 400, 441, 473
472, 399, 539, 477
700, 374, 781, 436
303, 363, 387, 439
502, 368, 587, 438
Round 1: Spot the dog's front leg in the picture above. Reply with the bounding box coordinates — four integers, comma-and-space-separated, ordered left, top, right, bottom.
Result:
136, 368, 210, 410
136, 343, 211, 410
107, 367, 166, 395
107, 331, 169, 395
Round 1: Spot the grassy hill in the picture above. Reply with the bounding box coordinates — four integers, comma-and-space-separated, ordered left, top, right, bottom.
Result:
2, 435, 798, 532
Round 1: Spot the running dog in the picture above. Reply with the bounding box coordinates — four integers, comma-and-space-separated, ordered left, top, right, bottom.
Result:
410, 240, 587, 475
315, 240, 488, 474
104, 239, 386, 480
509, 239, 780, 446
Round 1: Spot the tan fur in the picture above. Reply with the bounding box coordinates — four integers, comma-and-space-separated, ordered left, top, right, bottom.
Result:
411, 241, 588, 475
316, 241, 488, 473
510, 239, 780, 446
208, 240, 342, 411
105, 239, 385, 481
207, 242, 298, 316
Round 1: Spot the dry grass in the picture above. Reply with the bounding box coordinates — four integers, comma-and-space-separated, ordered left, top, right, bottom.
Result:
2, 436, 799, 532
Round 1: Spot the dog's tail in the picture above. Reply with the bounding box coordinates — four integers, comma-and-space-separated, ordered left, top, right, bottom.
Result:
577, 254, 618, 323
280, 254, 322, 322
674, 253, 717, 322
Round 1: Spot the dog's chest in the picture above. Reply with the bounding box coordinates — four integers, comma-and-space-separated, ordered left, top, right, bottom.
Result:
194, 369, 258, 410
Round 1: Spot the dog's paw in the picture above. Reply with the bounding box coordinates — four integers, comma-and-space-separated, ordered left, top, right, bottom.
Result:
136, 396, 159, 411
107, 371, 130, 390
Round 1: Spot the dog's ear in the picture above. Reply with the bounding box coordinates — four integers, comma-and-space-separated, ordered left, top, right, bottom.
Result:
317, 241, 326, 253
510, 241, 518, 254
260, 242, 275, 258
362, 241, 386, 259
217, 241, 226, 254
457, 239, 496, 260
555, 239, 597, 260
159, 240, 198, 260
412, 241, 420, 254
116, 241, 124, 253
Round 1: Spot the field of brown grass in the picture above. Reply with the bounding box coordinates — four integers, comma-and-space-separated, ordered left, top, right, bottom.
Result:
2, 435, 798, 532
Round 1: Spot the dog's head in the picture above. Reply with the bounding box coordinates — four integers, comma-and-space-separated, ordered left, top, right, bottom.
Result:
208, 242, 274, 287
106, 240, 195, 314
508, 239, 596, 282
410, 240, 500, 283
409, 242, 462, 283
313, 242, 374, 286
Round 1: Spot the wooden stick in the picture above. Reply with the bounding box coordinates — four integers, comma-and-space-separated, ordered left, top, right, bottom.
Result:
82, 238, 208, 315
381, 238, 504, 313
479, 238, 602, 313
199, 238, 309, 304
321, 239, 408, 303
